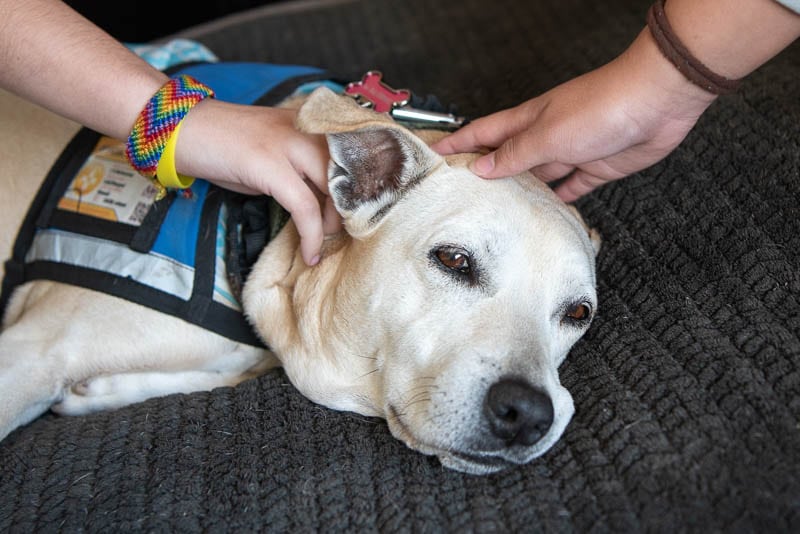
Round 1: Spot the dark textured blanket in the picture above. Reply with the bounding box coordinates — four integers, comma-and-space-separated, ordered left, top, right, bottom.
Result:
2, 0, 798, 531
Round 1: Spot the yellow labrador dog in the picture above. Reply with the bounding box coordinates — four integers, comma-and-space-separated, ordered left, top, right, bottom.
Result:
0, 86, 599, 474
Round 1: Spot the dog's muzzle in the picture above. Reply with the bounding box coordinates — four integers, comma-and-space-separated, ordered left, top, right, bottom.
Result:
388, 377, 565, 474
483, 378, 554, 447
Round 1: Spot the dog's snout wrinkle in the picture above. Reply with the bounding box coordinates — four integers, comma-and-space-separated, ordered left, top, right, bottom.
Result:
484, 379, 554, 447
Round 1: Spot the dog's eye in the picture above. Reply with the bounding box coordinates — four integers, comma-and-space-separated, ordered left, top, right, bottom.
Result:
430, 245, 481, 287
563, 302, 593, 325
434, 247, 471, 274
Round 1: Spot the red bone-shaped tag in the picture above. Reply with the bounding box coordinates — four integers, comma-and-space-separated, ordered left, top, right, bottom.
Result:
345, 71, 411, 113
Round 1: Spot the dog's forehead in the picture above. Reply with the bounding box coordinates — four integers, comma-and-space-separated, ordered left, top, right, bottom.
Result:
409, 158, 588, 247
375, 159, 597, 297
438, 153, 559, 209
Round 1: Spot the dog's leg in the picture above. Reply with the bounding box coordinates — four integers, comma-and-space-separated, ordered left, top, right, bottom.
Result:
53, 351, 276, 415
0, 282, 277, 440
0, 323, 66, 441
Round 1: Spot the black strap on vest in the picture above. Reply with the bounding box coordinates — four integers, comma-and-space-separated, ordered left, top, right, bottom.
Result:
224, 195, 291, 303
2, 145, 266, 346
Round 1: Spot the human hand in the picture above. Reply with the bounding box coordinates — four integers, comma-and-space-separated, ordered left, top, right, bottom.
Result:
177, 100, 341, 266
432, 29, 718, 202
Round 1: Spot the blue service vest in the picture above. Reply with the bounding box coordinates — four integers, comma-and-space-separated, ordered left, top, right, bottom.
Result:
1, 62, 346, 347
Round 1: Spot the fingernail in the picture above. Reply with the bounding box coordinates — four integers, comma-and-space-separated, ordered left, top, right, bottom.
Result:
308, 254, 320, 266
472, 154, 495, 176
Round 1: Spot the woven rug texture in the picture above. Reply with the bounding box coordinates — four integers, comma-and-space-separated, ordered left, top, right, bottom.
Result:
1, 0, 798, 531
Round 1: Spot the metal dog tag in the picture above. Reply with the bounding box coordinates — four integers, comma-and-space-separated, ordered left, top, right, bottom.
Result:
345, 71, 465, 130
390, 105, 465, 129
345, 71, 411, 112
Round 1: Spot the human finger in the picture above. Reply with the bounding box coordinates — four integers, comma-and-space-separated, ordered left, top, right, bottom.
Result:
471, 123, 557, 180
321, 195, 342, 235
430, 107, 529, 156
531, 162, 575, 183
288, 132, 331, 196
286, 134, 342, 238
552, 169, 609, 203
267, 166, 325, 266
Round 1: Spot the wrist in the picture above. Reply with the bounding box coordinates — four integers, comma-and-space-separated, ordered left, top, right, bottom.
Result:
647, 0, 742, 95
125, 75, 214, 196
169, 97, 224, 180
663, 0, 800, 80
622, 27, 717, 120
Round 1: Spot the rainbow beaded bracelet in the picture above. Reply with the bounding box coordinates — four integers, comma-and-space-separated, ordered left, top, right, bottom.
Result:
125, 74, 215, 197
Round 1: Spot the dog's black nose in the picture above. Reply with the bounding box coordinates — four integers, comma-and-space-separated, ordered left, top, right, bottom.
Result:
484, 379, 554, 446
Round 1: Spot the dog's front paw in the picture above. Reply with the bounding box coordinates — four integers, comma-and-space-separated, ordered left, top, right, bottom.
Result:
69, 380, 91, 396
52, 394, 91, 415
70, 375, 118, 397
52, 375, 121, 415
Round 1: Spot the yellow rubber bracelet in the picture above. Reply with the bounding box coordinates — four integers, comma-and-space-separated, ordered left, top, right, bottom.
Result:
155, 121, 195, 189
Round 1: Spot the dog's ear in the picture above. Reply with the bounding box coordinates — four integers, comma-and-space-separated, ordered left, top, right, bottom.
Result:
296, 86, 395, 133
566, 204, 601, 256
297, 87, 442, 238
325, 126, 441, 237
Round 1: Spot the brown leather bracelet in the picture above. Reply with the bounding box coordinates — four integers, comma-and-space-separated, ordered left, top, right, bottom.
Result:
646, 0, 742, 95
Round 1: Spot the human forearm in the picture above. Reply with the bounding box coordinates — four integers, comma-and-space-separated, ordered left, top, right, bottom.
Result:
664, 0, 800, 80
0, 0, 167, 140
0, 0, 339, 266
432, 0, 800, 201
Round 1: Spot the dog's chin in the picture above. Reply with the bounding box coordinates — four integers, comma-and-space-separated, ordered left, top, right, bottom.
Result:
386, 405, 557, 475
437, 450, 516, 475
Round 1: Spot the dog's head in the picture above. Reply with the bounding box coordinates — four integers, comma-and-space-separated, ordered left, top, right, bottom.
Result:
243, 87, 600, 474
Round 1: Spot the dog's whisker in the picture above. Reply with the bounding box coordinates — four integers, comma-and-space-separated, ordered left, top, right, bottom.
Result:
403, 396, 431, 409
357, 368, 380, 379
395, 398, 432, 421
403, 389, 433, 406
407, 383, 439, 394
392, 407, 410, 418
